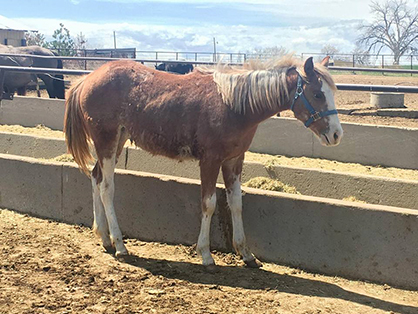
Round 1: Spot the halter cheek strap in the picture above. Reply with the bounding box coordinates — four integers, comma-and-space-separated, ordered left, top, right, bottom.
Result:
291, 75, 338, 128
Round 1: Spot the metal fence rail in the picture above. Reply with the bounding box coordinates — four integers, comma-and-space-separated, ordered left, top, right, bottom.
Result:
1, 64, 418, 101
2, 52, 418, 75
51, 48, 418, 68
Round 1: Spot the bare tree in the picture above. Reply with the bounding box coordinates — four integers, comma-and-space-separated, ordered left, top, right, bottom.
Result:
249, 46, 289, 60
352, 46, 371, 66
24, 31, 46, 46
321, 44, 339, 57
357, 0, 418, 65
75, 32, 88, 51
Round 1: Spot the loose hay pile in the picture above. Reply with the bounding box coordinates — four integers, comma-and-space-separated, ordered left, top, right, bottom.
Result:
243, 177, 299, 194
51, 154, 75, 162
342, 196, 367, 203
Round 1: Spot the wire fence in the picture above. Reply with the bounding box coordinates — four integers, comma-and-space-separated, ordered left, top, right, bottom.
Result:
49, 48, 418, 71
302, 53, 418, 69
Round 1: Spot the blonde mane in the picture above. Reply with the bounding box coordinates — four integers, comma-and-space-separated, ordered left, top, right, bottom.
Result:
200, 55, 336, 114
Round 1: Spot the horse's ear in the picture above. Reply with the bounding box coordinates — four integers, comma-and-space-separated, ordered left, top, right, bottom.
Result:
304, 57, 315, 78
321, 56, 330, 68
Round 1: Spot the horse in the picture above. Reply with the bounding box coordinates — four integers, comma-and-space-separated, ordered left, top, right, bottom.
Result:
155, 62, 194, 74
64, 55, 343, 268
0, 44, 65, 99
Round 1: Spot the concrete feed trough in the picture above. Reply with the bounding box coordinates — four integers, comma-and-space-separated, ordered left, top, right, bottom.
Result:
370, 92, 405, 109
1, 131, 418, 210
2, 97, 418, 169
0, 153, 417, 290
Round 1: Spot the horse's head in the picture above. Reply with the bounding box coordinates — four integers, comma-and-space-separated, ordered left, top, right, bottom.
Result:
290, 57, 343, 146
155, 63, 166, 71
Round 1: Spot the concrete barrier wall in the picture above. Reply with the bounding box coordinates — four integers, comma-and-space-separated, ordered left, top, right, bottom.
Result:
0, 153, 417, 289
1, 132, 417, 210
0, 96, 65, 130
1, 96, 418, 169
251, 117, 418, 169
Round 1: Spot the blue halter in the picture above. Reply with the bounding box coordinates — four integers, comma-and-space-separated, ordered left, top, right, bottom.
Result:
290, 74, 338, 128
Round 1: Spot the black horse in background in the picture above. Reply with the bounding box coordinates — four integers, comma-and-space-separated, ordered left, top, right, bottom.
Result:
0, 44, 65, 99
155, 62, 194, 74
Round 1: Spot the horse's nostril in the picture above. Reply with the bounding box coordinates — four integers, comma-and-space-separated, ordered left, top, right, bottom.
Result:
334, 132, 339, 141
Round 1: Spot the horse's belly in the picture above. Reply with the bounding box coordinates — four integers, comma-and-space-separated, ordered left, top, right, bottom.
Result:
130, 129, 198, 161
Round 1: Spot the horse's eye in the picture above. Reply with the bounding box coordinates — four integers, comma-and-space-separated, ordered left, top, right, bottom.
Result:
314, 92, 323, 99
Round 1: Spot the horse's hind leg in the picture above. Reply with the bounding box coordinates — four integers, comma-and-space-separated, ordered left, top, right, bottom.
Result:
16, 86, 26, 96
94, 127, 129, 256
91, 162, 113, 253
38, 74, 55, 98
222, 154, 262, 268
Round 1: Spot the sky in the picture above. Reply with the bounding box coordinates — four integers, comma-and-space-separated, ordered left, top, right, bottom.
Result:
0, 0, 378, 54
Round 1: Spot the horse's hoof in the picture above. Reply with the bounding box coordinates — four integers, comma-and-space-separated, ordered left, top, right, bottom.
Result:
103, 245, 116, 255
115, 249, 129, 258
245, 258, 262, 268
116, 253, 135, 263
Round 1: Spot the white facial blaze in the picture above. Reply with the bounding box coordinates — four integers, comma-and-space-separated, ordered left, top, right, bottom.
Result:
321, 81, 343, 146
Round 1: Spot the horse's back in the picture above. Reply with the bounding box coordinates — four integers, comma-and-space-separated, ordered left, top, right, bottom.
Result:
75, 60, 224, 159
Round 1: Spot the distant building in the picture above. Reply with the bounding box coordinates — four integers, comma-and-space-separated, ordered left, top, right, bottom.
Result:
0, 28, 26, 46
0, 16, 32, 46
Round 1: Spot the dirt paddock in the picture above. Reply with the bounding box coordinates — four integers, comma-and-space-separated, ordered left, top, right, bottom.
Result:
0, 209, 417, 314
3, 72, 418, 313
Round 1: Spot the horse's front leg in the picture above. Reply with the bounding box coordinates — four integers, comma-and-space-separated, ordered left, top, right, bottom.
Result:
197, 159, 221, 266
222, 154, 262, 268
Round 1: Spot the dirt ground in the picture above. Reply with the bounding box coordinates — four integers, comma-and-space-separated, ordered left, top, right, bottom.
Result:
1, 208, 417, 314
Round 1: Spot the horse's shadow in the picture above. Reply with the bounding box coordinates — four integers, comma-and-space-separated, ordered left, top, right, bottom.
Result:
119, 254, 416, 313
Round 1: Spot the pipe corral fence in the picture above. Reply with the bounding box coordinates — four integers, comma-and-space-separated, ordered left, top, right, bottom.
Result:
44, 48, 418, 68
1, 52, 418, 101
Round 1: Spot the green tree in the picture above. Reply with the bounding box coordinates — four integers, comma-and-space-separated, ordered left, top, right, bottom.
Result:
24, 31, 46, 46
45, 23, 75, 56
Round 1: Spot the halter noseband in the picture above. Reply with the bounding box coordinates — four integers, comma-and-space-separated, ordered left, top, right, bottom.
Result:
290, 74, 338, 128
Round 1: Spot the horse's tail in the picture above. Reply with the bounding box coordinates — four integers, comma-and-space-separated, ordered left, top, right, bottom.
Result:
64, 76, 93, 176
53, 58, 65, 99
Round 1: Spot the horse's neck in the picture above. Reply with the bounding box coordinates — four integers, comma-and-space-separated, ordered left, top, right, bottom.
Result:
242, 71, 297, 126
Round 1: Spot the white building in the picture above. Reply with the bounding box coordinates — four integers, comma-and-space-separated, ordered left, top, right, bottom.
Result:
0, 15, 32, 46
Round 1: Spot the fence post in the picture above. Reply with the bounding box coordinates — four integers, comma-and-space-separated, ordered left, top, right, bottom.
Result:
176, 52, 178, 61
156, 52, 158, 60
411, 54, 413, 76
84, 49, 87, 70
382, 55, 384, 68
0, 69, 5, 101
195, 53, 197, 61
352, 54, 355, 68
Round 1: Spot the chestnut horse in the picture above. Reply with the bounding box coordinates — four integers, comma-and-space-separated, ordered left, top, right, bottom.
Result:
64, 56, 343, 268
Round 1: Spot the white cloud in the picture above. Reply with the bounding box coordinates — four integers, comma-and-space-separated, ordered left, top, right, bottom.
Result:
16, 16, 362, 54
